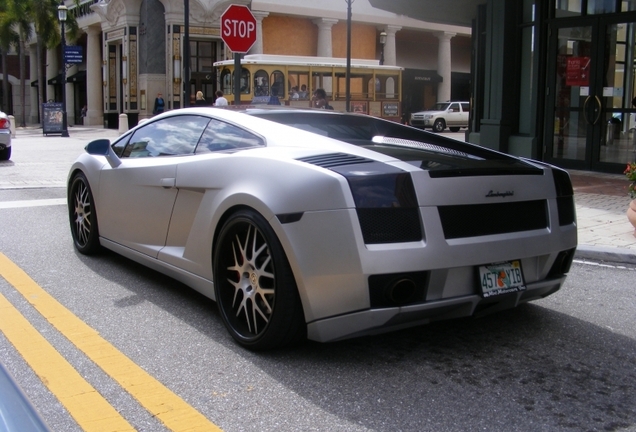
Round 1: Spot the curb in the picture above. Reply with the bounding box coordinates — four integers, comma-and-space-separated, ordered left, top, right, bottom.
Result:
574, 244, 636, 265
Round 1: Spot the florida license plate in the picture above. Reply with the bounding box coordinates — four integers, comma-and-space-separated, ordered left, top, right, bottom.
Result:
478, 260, 526, 298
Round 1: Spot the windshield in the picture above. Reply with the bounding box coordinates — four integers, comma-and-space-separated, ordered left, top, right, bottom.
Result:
429, 103, 450, 111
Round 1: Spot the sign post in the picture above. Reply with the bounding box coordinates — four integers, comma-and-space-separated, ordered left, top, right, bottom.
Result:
220, 5, 257, 106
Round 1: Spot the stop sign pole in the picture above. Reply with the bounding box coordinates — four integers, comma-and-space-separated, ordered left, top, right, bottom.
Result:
221, 5, 257, 106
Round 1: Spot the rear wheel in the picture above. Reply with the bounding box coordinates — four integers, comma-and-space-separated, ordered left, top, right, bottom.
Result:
449, 127, 460, 132
213, 209, 305, 350
433, 119, 446, 133
0, 146, 10, 161
68, 173, 101, 254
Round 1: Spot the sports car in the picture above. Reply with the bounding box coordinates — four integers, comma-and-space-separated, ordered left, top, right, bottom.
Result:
67, 107, 577, 350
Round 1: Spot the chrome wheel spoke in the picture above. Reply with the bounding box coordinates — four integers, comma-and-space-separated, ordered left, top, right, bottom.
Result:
73, 182, 92, 247
225, 223, 275, 336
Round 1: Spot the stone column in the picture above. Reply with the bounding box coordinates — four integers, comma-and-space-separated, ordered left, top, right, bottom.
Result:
46, 49, 58, 102
313, 18, 338, 57
249, 11, 269, 55
436, 31, 455, 102
29, 44, 39, 123
86, 26, 103, 126
383, 25, 401, 66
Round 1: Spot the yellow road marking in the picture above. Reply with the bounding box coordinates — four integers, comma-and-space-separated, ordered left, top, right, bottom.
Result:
0, 253, 223, 432
0, 292, 135, 431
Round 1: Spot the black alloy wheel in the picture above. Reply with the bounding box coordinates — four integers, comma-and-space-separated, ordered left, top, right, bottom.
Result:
68, 173, 101, 254
213, 209, 305, 350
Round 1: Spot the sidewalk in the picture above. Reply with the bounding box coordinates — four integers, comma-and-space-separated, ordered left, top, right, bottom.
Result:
569, 170, 636, 264
7, 126, 636, 265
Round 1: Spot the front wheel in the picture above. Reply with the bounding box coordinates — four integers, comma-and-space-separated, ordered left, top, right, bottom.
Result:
433, 119, 446, 133
68, 173, 101, 254
213, 209, 305, 350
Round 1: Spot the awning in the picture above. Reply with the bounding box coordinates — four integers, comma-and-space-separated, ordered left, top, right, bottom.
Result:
47, 74, 63, 85
67, 70, 86, 82
403, 68, 443, 83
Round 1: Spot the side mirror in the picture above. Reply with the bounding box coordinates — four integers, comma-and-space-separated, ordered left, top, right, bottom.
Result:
85, 138, 121, 168
448, 108, 454, 112
85, 139, 111, 155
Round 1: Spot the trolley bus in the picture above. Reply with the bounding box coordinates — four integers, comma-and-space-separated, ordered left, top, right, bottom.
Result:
214, 54, 403, 121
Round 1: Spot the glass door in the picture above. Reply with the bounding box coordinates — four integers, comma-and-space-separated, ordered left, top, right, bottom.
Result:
545, 16, 636, 171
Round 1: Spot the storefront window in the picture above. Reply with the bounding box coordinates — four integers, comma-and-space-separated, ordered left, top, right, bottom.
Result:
587, 0, 618, 14
555, 0, 582, 17
189, 41, 215, 73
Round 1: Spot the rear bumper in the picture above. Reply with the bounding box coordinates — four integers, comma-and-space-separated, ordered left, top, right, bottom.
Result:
0, 130, 11, 149
307, 276, 565, 342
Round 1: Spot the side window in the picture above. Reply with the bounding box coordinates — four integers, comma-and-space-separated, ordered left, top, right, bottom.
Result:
461, 103, 470, 112
221, 68, 232, 95
270, 70, 284, 98
196, 119, 264, 153
240, 67, 251, 94
254, 70, 269, 96
112, 133, 132, 157
449, 103, 460, 112
121, 115, 210, 158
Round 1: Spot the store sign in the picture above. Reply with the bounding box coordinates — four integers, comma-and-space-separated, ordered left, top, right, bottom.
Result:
64, 46, 83, 64
566, 56, 590, 87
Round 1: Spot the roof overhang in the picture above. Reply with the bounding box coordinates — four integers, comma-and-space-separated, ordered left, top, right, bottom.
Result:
368, 0, 485, 27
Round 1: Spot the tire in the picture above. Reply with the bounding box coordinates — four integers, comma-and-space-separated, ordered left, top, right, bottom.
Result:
213, 209, 305, 350
68, 173, 101, 254
0, 146, 10, 161
449, 127, 460, 132
433, 119, 446, 133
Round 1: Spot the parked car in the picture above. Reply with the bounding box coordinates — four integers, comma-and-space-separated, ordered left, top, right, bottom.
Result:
410, 101, 470, 132
0, 111, 11, 160
0, 363, 51, 431
67, 107, 577, 350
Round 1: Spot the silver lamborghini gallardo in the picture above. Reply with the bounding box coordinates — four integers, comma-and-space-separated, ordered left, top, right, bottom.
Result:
68, 107, 577, 350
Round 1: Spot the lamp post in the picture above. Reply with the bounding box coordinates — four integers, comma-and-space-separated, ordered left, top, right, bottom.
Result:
58, 2, 69, 137
379, 30, 387, 65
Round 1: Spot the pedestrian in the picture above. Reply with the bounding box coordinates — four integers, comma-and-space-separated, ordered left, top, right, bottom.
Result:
214, 90, 228, 106
268, 88, 281, 105
312, 88, 332, 109
153, 93, 165, 115
195, 91, 207, 106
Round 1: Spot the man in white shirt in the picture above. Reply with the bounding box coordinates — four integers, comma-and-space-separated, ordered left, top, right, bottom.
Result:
214, 90, 229, 106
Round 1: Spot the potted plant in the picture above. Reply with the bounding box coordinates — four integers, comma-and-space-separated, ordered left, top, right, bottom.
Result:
626, 162, 636, 232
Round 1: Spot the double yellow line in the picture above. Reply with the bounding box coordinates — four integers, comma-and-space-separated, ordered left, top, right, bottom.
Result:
0, 253, 223, 432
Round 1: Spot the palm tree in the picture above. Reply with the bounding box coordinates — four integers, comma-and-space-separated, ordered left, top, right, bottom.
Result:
7, 0, 32, 126
27, 0, 79, 125
0, 0, 19, 114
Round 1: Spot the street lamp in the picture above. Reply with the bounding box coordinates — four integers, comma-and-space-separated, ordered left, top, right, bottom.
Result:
379, 30, 387, 65
58, 1, 69, 137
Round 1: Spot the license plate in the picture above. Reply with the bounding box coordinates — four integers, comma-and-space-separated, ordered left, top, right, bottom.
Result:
478, 260, 526, 298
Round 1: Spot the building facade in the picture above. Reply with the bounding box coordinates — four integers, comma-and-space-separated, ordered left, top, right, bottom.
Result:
3, 0, 471, 130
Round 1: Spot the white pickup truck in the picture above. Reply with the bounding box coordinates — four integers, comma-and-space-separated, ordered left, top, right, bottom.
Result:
410, 101, 470, 132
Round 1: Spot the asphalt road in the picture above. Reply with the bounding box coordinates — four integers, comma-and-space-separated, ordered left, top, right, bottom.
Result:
1, 130, 636, 431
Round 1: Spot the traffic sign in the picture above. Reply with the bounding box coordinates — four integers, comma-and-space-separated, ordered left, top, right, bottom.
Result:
221, 5, 257, 53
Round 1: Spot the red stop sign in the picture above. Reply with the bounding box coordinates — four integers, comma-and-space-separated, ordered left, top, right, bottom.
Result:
221, 5, 257, 53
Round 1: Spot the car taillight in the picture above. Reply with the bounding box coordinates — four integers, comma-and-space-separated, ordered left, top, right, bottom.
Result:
0, 118, 9, 129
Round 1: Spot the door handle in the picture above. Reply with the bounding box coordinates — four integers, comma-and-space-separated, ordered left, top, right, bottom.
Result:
160, 177, 175, 188
583, 95, 602, 125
